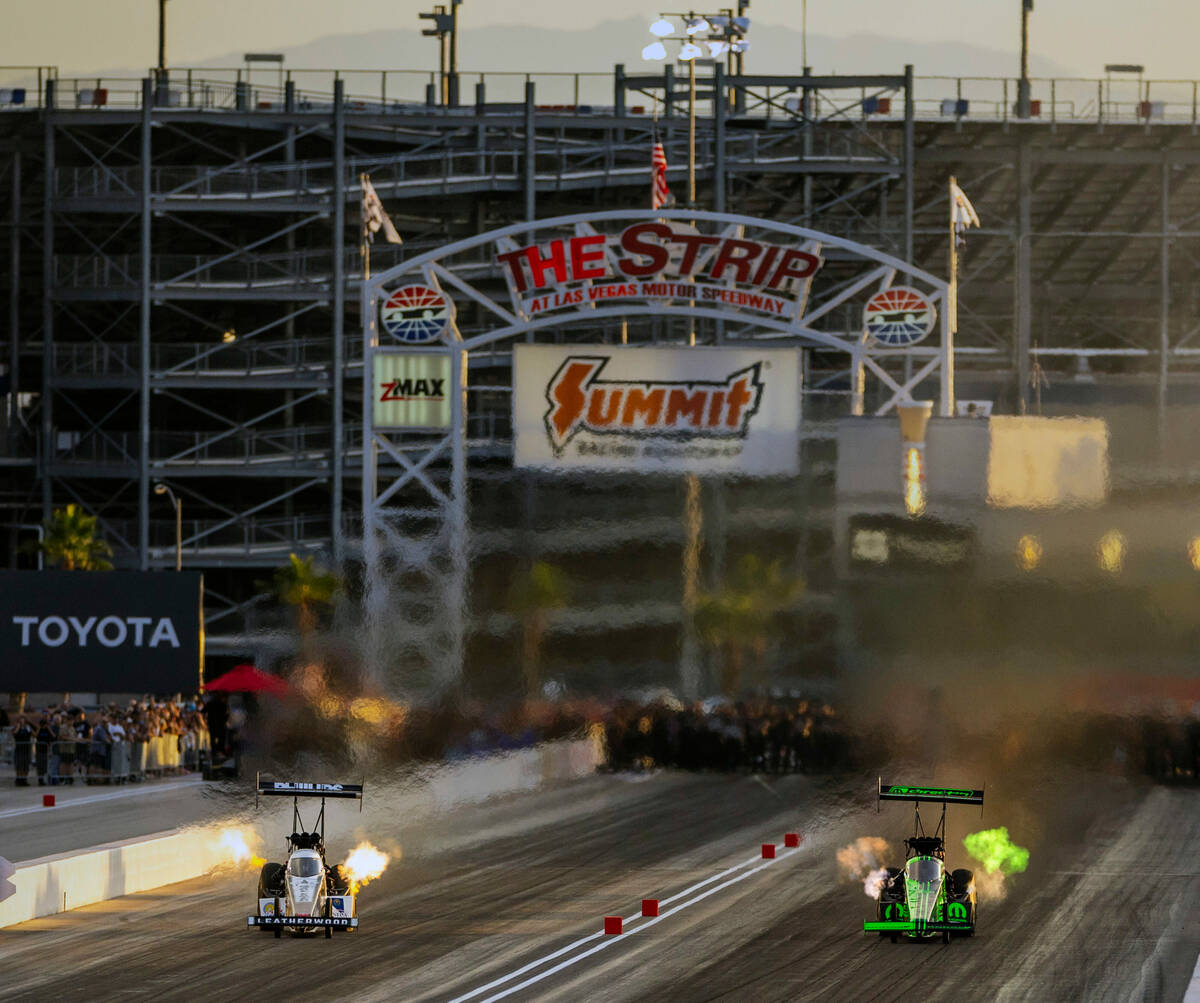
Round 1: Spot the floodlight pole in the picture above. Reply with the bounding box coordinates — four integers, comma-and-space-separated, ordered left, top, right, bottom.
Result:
449, 0, 461, 108
158, 0, 167, 75
1017, 0, 1032, 118
801, 0, 807, 70
688, 58, 697, 204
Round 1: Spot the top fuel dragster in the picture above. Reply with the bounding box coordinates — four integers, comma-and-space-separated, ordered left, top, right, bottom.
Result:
862, 780, 984, 943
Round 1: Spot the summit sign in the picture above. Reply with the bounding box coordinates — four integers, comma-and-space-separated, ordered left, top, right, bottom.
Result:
496, 223, 822, 321
513, 345, 800, 476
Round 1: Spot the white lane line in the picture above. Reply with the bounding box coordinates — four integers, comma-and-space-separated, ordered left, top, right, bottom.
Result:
462, 848, 800, 1003
1184, 950, 1200, 1003
0, 778, 203, 819
446, 851, 768, 1003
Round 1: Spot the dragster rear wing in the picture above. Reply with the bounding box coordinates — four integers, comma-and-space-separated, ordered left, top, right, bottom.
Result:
877, 779, 984, 809
256, 776, 364, 810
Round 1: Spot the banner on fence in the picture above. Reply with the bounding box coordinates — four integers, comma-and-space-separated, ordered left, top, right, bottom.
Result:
0, 571, 203, 693
512, 344, 801, 475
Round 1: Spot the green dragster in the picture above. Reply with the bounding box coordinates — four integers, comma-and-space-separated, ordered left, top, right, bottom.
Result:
862, 780, 983, 943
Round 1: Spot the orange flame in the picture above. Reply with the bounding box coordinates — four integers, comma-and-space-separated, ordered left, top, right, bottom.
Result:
342, 840, 391, 894
217, 828, 266, 870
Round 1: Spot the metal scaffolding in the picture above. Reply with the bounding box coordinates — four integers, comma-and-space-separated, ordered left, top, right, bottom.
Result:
1, 64, 1200, 662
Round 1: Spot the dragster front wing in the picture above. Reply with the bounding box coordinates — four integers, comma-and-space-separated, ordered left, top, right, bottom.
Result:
248, 915, 358, 928
863, 920, 971, 934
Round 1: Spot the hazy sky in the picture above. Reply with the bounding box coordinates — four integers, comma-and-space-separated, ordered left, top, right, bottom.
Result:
3, 1, 1196, 78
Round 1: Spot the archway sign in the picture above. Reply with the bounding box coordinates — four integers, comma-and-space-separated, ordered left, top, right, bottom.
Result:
361, 210, 952, 691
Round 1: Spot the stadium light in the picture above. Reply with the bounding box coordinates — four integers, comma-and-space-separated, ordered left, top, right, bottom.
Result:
419, 1, 463, 107
643, 41, 668, 60
685, 16, 710, 34
678, 41, 703, 60
650, 18, 675, 36
707, 40, 730, 57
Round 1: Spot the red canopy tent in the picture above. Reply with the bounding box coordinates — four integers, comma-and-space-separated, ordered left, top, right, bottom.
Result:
204, 664, 289, 696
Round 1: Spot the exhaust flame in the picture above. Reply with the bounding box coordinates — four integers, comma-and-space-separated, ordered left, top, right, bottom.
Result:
342, 840, 391, 894
837, 837, 891, 899
217, 828, 266, 870
964, 827, 1029, 904
964, 827, 1029, 875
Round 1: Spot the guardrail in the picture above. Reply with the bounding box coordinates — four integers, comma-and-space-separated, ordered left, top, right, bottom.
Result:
7, 65, 1200, 125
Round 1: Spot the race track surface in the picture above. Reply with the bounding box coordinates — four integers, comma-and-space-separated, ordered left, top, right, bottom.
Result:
2, 768, 1198, 1002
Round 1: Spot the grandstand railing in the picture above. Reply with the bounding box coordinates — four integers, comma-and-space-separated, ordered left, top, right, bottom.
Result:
6, 65, 1200, 125
53, 128, 887, 205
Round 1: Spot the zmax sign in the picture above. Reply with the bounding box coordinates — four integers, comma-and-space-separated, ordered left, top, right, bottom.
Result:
0, 571, 203, 693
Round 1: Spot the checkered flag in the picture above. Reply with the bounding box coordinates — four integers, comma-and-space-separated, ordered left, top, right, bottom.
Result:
362, 174, 402, 245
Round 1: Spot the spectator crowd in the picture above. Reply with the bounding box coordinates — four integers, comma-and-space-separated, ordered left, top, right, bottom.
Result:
1, 696, 221, 786
603, 696, 853, 774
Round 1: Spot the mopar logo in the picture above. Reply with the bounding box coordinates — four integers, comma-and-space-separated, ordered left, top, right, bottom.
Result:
948, 902, 968, 921
11, 615, 181, 649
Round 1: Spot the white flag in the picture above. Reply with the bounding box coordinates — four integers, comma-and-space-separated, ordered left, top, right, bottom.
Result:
361, 174, 402, 245
950, 181, 980, 248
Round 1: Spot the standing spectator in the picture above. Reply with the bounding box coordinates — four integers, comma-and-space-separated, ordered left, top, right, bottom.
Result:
72, 711, 91, 784
204, 693, 228, 761
35, 716, 54, 786
88, 714, 112, 783
53, 712, 73, 785
13, 715, 33, 786
108, 714, 127, 782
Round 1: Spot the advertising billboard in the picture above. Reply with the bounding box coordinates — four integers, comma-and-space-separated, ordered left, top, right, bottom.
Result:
513, 344, 801, 475
373, 352, 456, 429
0, 571, 204, 693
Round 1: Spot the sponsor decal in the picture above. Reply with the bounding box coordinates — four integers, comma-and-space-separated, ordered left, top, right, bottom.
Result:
543, 356, 763, 454
380, 285, 450, 344
269, 782, 347, 792
372, 353, 455, 430
513, 345, 800, 476
863, 286, 937, 347
248, 915, 355, 927
948, 901, 969, 921
10, 615, 180, 649
886, 786, 973, 799
379, 376, 445, 404
496, 225, 822, 320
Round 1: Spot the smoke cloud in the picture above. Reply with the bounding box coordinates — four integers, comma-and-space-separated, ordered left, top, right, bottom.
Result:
837, 836, 892, 899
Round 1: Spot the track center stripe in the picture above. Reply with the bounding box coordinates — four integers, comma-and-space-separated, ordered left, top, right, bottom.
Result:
452, 848, 800, 1003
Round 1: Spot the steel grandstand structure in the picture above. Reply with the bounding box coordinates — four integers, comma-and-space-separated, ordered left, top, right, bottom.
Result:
2, 64, 1200, 682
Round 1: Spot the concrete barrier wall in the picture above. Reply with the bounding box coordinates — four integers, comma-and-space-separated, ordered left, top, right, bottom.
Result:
0, 734, 604, 929
0, 827, 230, 928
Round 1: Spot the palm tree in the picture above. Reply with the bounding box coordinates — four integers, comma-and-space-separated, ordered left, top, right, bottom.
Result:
269, 552, 340, 637
508, 560, 570, 699
29, 504, 113, 570
695, 554, 804, 694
